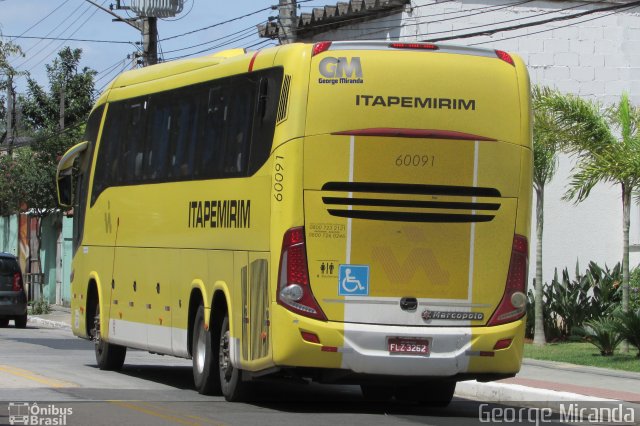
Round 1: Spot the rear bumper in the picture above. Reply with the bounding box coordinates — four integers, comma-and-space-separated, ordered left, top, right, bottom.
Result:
270, 305, 524, 379
0, 291, 28, 317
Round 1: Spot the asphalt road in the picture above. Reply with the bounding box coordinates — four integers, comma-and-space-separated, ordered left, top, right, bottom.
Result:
0, 324, 570, 426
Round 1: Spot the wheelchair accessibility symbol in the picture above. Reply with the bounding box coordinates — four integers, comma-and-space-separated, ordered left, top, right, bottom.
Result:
338, 264, 369, 296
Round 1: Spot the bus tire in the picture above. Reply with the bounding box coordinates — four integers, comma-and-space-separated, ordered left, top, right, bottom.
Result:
92, 300, 126, 371
192, 305, 221, 395
360, 384, 394, 402
395, 380, 456, 407
218, 314, 248, 401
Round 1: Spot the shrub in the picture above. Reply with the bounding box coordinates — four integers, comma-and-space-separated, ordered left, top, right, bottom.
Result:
574, 317, 625, 356
548, 266, 591, 338
586, 261, 622, 319
614, 308, 640, 358
29, 299, 51, 315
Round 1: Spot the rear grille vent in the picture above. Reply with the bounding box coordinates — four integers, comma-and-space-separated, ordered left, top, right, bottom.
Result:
321, 182, 501, 223
321, 182, 501, 197
276, 74, 292, 124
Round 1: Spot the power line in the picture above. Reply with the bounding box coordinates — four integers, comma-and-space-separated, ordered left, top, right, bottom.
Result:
164, 28, 264, 61
353, 0, 535, 39
160, 6, 273, 42
423, 0, 640, 42
14, 2, 97, 70
356, 0, 606, 41
161, 23, 258, 55
11, 2, 90, 67
7, 0, 72, 42
470, 4, 640, 46
23, 3, 104, 73
3, 35, 133, 45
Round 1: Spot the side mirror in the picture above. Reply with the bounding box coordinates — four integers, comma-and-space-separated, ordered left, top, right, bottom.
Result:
56, 141, 89, 208
57, 171, 73, 207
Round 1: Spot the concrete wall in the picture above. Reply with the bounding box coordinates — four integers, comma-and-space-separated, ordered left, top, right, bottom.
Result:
0, 215, 18, 256
39, 215, 59, 304
311, 0, 640, 285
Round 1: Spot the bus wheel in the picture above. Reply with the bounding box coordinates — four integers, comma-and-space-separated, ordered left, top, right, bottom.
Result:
360, 384, 394, 402
218, 314, 248, 401
192, 305, 221, 394
395, 380, 456, 407
92, 300, 126, 371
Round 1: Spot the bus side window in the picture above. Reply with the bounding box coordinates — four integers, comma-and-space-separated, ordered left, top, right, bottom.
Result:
145, 95, 172, 181
199, 86, 226, 179
92, 102, 124, 203
170, 94, 199, 179
222, 77, 255, 176
123, 101, 147, 183
248, 68, 284, 175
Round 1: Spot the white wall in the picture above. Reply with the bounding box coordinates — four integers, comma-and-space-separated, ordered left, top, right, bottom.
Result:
311, 0, 640, 285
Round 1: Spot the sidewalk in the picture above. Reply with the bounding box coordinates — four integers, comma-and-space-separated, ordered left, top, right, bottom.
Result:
27, 304, 72, 329
28, 306, 640, 408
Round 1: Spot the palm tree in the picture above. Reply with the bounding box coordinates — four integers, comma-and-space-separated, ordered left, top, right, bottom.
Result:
531, 86, 561, 345
542, 92, 640, 347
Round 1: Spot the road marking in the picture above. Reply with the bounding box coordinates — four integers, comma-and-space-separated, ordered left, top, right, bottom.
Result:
0, 365, 76, 388
137, 402, 227, 426
110, 401, 225, 426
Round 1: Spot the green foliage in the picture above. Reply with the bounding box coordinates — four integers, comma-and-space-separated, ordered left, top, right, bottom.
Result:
19, 47, 96, 131
586, 262, 623, 317
573, 317, 625, 356
614, 308, 640, 357
0, 38, 25, 141
29, 298, 51, 315
0, 47, 93, 215
540, 91, 640, 318
532, 86, 561, 190
547, 267, 591, 338
529, 261, 623, 341
525, 342, 640, 372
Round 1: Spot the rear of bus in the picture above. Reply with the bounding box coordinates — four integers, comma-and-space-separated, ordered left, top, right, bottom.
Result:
271, 42, 531, 387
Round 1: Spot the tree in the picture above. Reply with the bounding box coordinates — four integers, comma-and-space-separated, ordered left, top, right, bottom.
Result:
543, 92, 640, 350
531, 86, 561, 345
0, 47, 95, 287
20, 47, 96, 131
0, 38, 24, 144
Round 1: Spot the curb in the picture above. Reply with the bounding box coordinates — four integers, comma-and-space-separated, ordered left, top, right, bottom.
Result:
523, 358, 640, 381
456, 380, 612, 405
27, 316, 71, 330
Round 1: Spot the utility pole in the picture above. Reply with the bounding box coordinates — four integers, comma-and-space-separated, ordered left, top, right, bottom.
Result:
141, 17, 158, 66
279, 0, 297, 44
6, 73, 14, 147
59, 85, 65, 131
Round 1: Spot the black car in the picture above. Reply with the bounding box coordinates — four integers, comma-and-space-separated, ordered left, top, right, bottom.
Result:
0, 252, 27, 328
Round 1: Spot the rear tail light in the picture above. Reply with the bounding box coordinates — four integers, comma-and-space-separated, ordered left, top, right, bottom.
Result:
389, 42, 438, 50
487, 234, 528, 326
12, 272, 23, 292
495, 50, 515, 66
312, 41, 332, 56
277, 227, 327, 321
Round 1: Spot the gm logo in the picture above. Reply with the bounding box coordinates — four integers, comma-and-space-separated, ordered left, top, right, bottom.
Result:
319, 57, 364, 83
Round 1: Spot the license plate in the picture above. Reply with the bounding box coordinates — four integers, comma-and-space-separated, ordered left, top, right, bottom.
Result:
388, 337, 430, 356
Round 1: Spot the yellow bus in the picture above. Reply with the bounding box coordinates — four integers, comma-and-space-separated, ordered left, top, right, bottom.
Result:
57, 41, 532, 405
